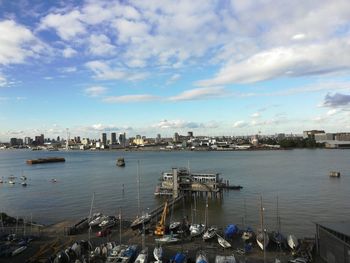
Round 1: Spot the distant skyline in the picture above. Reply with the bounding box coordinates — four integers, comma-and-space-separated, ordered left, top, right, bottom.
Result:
1, 0, 350, 141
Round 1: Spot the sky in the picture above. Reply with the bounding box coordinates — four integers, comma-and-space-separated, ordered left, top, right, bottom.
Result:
1, 0, 350, 141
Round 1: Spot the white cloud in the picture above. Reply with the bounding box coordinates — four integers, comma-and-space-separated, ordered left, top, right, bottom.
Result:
292, 34, 306, 41
251, 112, 261, 118
197, 39, 350, 86
233, 121, 248, 128
0, 74, 7, 87
103, 94, 158, 103
63, 47, 77, 58
166, 74, 181, 85
327, 109, 339, 116
0, 20, 45, 65
60, 66, 77, 73
152, 119, 218, 129
88, 34, 115, 56
84, 86, 107, 97
85, 60, 148, 81
168, 87, 227, 101
39, 10, 86, 40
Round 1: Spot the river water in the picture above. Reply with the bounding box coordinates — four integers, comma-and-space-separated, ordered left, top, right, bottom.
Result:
0, 149, 349, 237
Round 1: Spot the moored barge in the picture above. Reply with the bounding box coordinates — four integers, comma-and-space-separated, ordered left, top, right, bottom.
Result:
26, 157, 66, 165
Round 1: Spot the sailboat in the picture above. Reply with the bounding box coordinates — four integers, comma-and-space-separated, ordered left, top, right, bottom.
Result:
287, 234, 298, 250
215, 255, 236, 263
190, 195, 205, 237
153, 243, 163, 261
196, 250, 208, 263
131, 161, 151, 230
271, 196, 285, 247
241, 198, 254, 241
256, 196, 269, 251
170, 252, 187, 263
135, 247, 148, 263
217, 233, 231, 248
203, 226, 217, 241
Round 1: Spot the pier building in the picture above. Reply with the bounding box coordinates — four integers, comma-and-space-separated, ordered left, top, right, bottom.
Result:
154, 168, 224, 198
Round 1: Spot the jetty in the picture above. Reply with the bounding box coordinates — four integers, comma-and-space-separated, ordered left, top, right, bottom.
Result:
154, 168, 235, 198
26, 157, 65, 165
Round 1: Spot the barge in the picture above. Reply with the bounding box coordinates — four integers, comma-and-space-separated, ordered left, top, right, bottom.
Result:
26, 157, 65, 165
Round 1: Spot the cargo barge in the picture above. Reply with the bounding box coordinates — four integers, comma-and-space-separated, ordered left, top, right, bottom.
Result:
26, 157, 65, 165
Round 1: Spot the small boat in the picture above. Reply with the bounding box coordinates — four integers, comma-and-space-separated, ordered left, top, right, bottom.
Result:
155, 235, 179, 244
99, 216, 116, 228
0, 178, 3, 183
153, 244, 163, 261
256, 230, 269, 250
190, 223, 205, 237
169, 221, 181, 231
241, 227, 254, 241
116, 244, 138, 263
117, 157, 125, 167
131, 213, 151, 229
21, 182, 27, 187
51, 178, 57, 183
217, 234, 231, 248
20, 175, 27, 180
170, 252, 187, 263
135, 247, 148, 263
203, 226, 217, 241
8, 180, 15, 185
12, 246, 27, 256
89, 215, 106, 227
224, 224, 239, 239
196, 250, 208, 263
329, 171, 340, 177
215, 255, 236, 263
271, 231, 285, 246
287, 234, 298, 250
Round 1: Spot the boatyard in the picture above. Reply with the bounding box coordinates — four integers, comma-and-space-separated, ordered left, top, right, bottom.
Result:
0, 209, 319, 263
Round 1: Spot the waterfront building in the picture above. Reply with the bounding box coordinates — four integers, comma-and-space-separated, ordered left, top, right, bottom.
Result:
188, 131, 193, 138
335, 133, 350, 141
155, 134, 161, 144
173, 132, 180, 142
303, 130, 325, 139
24, 136, 32, 145
101, 133, 107, 146
315, 222, 350, 263
111, 132, 117, 144
315, 133, 335, 142
119, 132, 127, 147
324, 140, 350, 149
34, 134, 44, 145
10, 138, 18, 146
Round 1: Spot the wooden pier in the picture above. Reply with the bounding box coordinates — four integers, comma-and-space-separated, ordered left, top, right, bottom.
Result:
148, 195, 184, 221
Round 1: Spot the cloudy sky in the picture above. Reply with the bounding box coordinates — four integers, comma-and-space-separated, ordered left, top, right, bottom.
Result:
1, 0, 350, 141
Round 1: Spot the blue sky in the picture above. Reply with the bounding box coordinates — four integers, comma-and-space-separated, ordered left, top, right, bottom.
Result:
1, 0, 350, 141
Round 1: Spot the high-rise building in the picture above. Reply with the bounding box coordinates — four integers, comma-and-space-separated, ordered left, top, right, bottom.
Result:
10, 138, 18, 146
188, 131, 193, 138
102, 133, 107, 145
35, 134, 44, 145
173, 132, 180, 142
24, 137, 32, 145
111, 132, 117, 144
119, 133, 126, 147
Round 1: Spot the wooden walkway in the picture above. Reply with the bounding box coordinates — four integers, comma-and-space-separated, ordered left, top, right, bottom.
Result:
148, 195, 184, 221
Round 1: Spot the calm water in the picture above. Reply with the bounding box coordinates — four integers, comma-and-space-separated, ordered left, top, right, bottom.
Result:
0, 149, 349, 237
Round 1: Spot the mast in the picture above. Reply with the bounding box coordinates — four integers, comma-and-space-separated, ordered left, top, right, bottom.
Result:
119, 207, 122, 245
260, 195, 266, 263
204, 195, 208, 228
137, 160, 140, 217
276, 195, 280, 233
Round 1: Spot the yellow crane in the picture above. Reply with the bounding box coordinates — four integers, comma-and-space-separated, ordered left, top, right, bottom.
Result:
154, 201, 168, 236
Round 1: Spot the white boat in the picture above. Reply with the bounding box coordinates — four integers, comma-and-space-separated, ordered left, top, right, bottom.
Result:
215, 255, 236, 263
154, 235, 179, 244
89, 215, 106, 227
21, 182, 27, 187
287, 234, 298, 250
196, 251, 208, 263
153, 244, 163, 261
99, 216, 116, 228
8, 180, 15, 185
217, 234, 231, 248
20, 175, 27, 180
256, 230, 269, 250
202, 226, 217, 241
12, 246, 27, 256
135, 247, 148, 263
131, 213, 151, 229
190, 223, 205, 237
241, 230, 254, 241
169, 221, 181, 231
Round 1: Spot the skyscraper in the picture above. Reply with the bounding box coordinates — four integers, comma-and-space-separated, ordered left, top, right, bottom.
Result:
111, 132, 117, 144
102, 133, 107, 145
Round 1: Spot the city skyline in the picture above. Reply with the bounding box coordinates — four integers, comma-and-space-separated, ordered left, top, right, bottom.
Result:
1, 1, 350, 141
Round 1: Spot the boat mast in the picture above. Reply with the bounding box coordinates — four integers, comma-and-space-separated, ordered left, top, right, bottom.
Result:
137, 160, 141, 217
119, 207, 122, 245
276, 195, 280, 233
204, 195, 208, 228
260, 195, 266, 263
